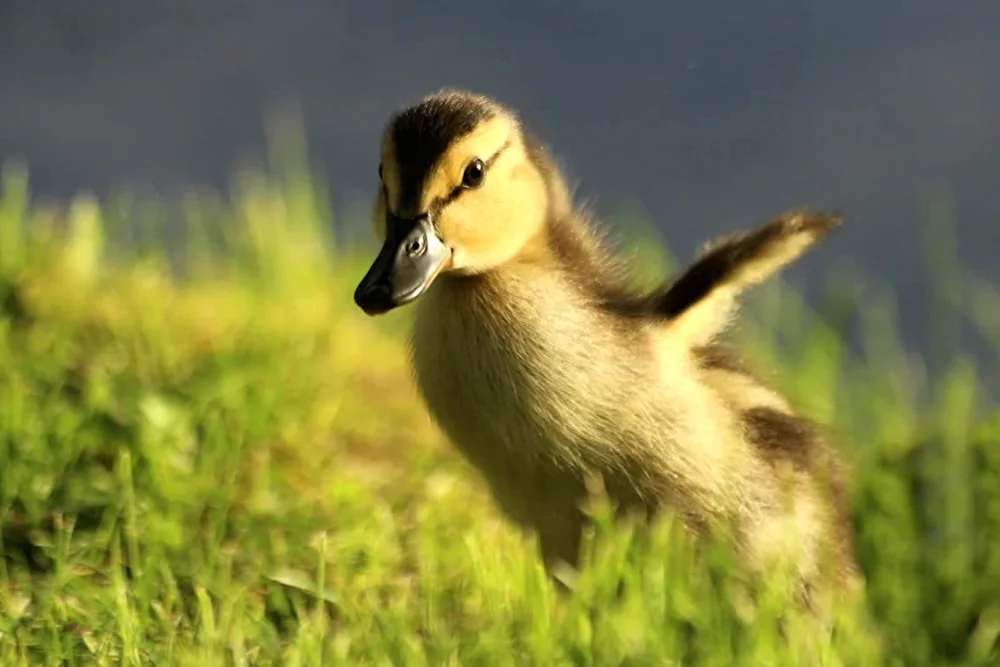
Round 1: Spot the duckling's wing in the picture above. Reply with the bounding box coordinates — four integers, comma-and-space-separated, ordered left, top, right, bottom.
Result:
649, 209, 841, 347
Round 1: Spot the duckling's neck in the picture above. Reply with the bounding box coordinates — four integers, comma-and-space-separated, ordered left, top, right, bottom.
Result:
439, 211, 616, 312
520, 142, 636, 311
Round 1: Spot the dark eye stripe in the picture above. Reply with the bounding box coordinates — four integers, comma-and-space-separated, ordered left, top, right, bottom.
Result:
386, 139, 513, 220
485, 141, 510, 168
442, 140, 511, 204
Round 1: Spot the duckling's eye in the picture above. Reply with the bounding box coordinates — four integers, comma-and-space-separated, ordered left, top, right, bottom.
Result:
462, 158, 485, 189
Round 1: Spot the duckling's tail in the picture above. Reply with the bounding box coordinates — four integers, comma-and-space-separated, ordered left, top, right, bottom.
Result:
654, 208, 842, 347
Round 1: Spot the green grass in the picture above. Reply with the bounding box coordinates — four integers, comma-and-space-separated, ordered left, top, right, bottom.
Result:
0, 141, 999, 666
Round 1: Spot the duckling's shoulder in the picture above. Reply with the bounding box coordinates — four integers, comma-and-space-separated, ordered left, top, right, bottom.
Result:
538, 212, 653, 314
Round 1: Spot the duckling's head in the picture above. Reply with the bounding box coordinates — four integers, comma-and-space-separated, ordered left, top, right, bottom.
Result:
354, 90, 554, 315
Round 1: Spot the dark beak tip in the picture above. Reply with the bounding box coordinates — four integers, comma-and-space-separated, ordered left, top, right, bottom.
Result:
355, 300, 389, 317
353, 284, 379, 315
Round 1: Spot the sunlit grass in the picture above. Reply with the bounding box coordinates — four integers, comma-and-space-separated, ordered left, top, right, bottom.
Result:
0, 138, 998, 665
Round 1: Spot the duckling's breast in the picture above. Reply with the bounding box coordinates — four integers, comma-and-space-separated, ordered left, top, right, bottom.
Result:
409, 269, 643, 522
410, 270, 629, 466
408, 267, 765, 528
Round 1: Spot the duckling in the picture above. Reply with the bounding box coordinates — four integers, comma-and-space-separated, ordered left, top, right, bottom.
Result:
354, 89, 859, 601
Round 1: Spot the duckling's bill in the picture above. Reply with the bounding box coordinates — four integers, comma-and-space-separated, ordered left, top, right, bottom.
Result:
354, 214, 452, 316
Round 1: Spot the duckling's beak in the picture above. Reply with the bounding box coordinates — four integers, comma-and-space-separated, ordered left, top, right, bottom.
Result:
354, 214, 451, 316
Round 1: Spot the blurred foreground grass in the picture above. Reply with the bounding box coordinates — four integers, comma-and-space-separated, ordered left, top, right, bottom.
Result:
0, 141, 999, 666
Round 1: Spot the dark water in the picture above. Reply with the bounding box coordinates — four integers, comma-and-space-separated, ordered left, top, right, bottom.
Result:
1, 1, 999, 376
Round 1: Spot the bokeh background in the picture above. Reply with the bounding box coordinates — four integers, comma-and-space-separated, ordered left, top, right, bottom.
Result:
3, 4, 1000, 664
2, 1, 999, 352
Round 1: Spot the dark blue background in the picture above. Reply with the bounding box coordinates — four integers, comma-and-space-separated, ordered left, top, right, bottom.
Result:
2, 1, 998, 364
